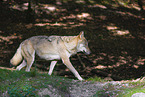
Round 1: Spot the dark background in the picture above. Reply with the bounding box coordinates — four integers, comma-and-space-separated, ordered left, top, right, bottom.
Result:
0, 0, 145, 81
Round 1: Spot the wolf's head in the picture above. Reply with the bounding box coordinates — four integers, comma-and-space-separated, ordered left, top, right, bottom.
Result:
77, 31, 91, 55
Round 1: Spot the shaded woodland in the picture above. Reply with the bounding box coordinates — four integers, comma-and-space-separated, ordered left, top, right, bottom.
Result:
0, 0, 145, 81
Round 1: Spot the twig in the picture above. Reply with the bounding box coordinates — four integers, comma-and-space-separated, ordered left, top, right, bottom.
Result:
0, 66, 16, 71
77, 54, 86, 68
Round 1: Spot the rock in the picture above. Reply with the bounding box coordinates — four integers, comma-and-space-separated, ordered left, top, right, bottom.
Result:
131, 93, 145, 97
104, 77, 114, 81
38, 81, 105, 97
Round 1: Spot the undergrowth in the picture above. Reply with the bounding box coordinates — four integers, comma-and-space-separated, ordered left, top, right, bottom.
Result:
0, 68, 71, 96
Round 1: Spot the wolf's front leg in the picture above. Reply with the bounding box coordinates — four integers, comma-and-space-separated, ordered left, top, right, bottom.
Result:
61, 57, 84, 81
48, 61, 57, 75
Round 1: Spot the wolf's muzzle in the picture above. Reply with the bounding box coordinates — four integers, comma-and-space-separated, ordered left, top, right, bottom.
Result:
84, 50, 91, 55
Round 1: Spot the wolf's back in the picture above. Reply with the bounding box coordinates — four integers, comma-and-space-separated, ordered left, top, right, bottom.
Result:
10, 46, 23, 66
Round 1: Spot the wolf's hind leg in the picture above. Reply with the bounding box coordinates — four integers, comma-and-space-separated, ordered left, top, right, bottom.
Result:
25, 57, 35, 72
25, 51, 35, 72
16, 60, 27, 71
48, 61, 57, 75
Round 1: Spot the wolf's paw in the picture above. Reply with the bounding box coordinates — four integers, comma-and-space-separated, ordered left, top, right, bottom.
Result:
16, 67, 21, 71
78, 77, 84, 81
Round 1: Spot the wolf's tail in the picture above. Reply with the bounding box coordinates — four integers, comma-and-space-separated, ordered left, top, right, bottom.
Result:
10, 46, 23, 66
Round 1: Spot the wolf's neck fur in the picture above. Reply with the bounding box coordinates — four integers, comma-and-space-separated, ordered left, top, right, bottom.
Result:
61, 36, 78, 54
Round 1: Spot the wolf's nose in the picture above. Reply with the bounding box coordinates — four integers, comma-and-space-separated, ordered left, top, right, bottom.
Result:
85, 50, 91, 55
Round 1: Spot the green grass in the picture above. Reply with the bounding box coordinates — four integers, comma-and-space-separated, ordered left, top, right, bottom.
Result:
92, 79, 145, 97
0, 68, 72, 96
119, 86, 145, 97
0, 69, 38, 96
87, 76, 106, 82
1, 68, 145, 96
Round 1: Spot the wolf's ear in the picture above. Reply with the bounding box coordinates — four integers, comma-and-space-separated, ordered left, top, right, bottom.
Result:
78, 31, 84, 39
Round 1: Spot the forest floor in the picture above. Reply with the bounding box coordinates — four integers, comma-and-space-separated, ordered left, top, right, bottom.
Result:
1, 68, 145, 97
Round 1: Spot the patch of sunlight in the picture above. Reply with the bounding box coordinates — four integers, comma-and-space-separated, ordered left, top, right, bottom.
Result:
9, 3, 28, 11
117, 1, 128, 6
35, 22, 67, 27
107, 25, 118, 30
95, 4, 107, 9
95, 65, 114, 69
63, 23, 85, 29
136, 58, 145, 65
46, 6, 56, 11
131, 5, 141, 11
88, 4, 107, 9
116, 30, 130, 35
34, 22, 85, 29
23, 2, 29, 6
99, 15, 106, 20
115, 11, 144, 20
0, 34, 22, 44
0, 35, 18, 42
117, 1, 141, 11
39, 4, 56, 12
133, 65, 139, 69
25, 24, 33, 29
107, 25, 130, 36
60, 13, 92, 21
95, 65, 107, 69
77, 13, 90, 19
76, 0, 85, 4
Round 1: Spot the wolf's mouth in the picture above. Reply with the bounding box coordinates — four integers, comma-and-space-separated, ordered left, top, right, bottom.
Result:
83, 50, 91, 55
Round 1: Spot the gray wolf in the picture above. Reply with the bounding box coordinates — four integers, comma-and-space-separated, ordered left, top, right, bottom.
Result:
10, 31, 91, 81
